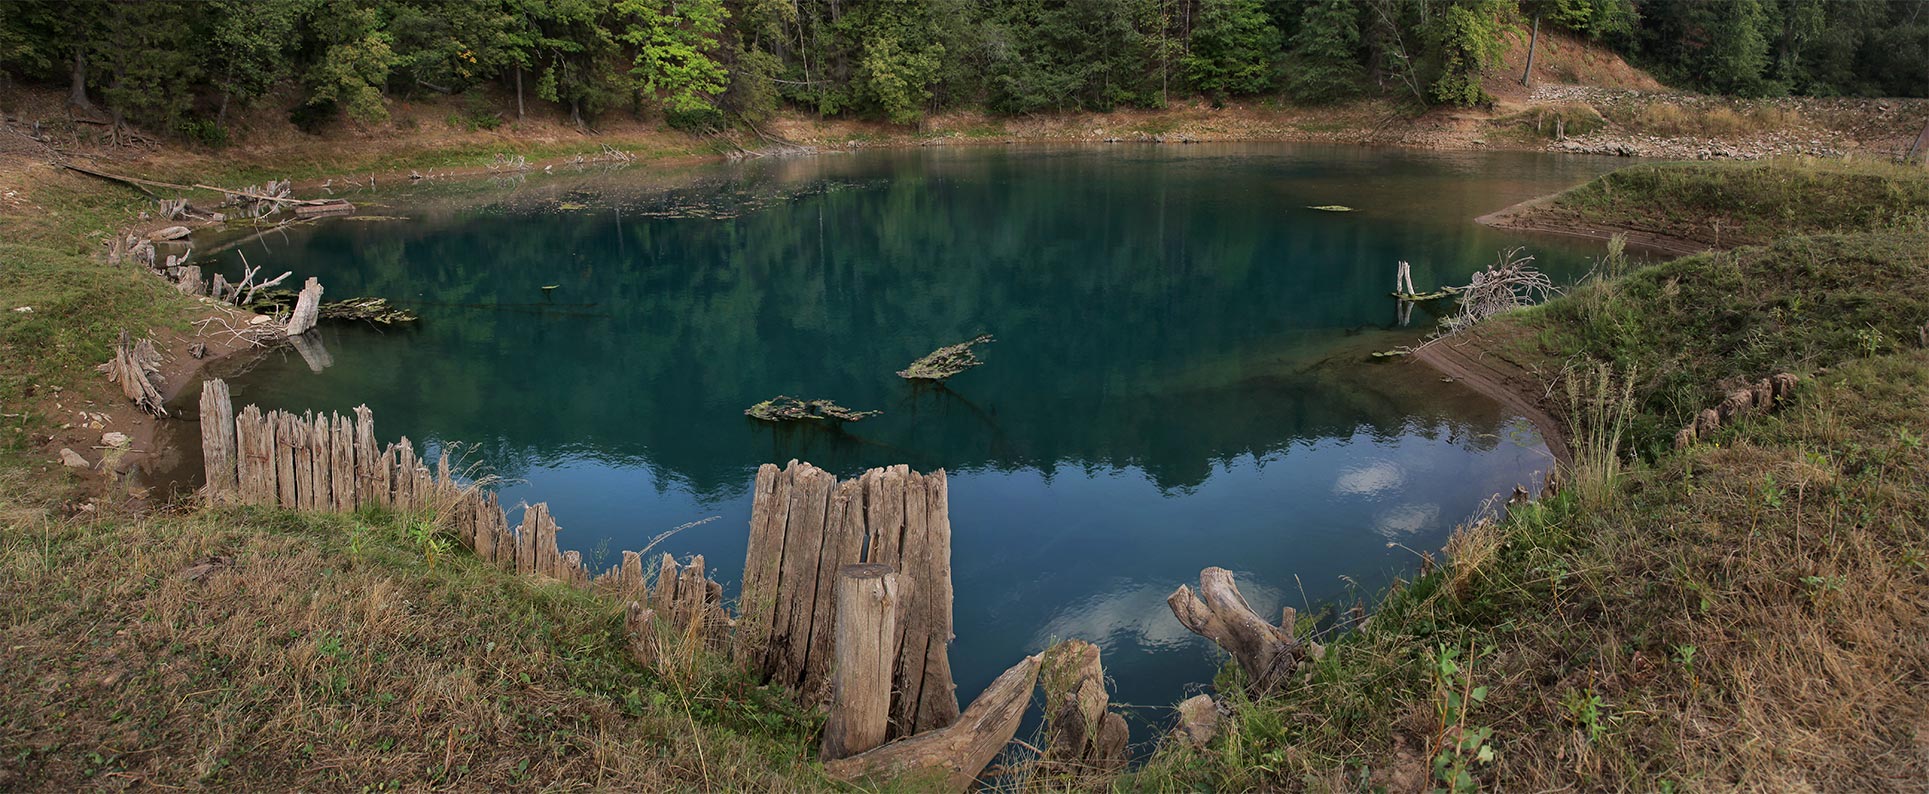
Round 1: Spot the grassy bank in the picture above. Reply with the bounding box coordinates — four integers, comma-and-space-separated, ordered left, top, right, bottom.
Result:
1542, 158, 1929, 248
1134, 162, 1929, 790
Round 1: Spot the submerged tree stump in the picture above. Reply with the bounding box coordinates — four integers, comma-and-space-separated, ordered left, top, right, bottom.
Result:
897, 334, 994, 381
823, 652, 1041, 792
1167, 567, 1319, 694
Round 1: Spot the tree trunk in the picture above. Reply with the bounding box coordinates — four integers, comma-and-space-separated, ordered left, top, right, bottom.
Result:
286, 277, 323, 336
69, 48, 94, 111
515, 66, 525, 119
1521, 17, 1540, 87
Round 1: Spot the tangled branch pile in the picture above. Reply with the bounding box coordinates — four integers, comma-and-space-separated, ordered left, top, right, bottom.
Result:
897, 334, 994, 381
745, 396, 881, 423
1440, 249, 1557, 335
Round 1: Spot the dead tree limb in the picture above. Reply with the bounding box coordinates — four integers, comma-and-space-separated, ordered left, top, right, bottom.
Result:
1167, 567, 1319, 694
97, 330, 167, 417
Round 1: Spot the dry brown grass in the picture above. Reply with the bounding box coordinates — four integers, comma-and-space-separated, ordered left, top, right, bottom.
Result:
0, 477, 826, 791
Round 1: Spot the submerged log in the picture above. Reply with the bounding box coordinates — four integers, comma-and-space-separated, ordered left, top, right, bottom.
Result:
822, 564, 900, 761
897, 334, 994, 381
745, 396, 880, 423
823, 652, 1041, 792
1167, 567, 1318, 694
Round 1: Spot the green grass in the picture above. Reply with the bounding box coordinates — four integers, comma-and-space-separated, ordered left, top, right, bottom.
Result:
1130, 163, 1929, 791
0, 175, 195, 455
0, 479, 830, 790
1551, 158, 1929, 247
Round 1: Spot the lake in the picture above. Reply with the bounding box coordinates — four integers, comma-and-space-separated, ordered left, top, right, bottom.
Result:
183, 143, 1620, 739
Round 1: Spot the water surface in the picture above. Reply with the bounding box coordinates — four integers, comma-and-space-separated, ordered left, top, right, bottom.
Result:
186, 144, 1618, 737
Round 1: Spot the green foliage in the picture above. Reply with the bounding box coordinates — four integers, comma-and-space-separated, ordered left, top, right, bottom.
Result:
5, 0, 1927, 137
616, 0, 731, 123
303, 2, 397, 124
1424, 0, 1508, 107
1183, 0, 1280, 98
1284, 0, 1365, 103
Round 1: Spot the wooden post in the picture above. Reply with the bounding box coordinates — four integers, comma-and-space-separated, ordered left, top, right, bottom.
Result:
824, 652, 1042, 792
352, 406, 377, 506
737, 463, 792, 665
331, 413, 355, 511
1906, 118, 1929, 165
275, 412, 299, 508
1167, 567, 1317, 693
823, 564, 900, 761
198, 379, 237, 501
286, 276, 323, 336
773, 464, 834, 686
803, 478, 869, 701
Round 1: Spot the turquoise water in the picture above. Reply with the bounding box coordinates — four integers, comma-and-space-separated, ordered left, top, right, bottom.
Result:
186, 144, 1619, 736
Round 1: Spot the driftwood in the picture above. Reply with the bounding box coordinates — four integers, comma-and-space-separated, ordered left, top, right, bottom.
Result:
97, 330, 166, 416
898, 334, 994, 381
286, 277, 323, 336
823, 652, 1041, 791
1038, 639, 1129, 781
1168, 567, 1319, 693
745, 396, 880, 423
822, 564, 901, 761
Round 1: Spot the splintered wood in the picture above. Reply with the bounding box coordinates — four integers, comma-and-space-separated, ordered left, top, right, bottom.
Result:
99, 330, 167, 416
739, 461, 960, 738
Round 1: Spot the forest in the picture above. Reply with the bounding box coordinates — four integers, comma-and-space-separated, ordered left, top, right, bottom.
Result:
2, 0, 1925, 140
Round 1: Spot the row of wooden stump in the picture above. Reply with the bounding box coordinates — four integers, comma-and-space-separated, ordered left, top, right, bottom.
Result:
197, 380, 1314, 790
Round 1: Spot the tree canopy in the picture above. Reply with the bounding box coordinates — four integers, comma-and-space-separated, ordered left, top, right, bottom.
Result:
1, 0, 1923, 137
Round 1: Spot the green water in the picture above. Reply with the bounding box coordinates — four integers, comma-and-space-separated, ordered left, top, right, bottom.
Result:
186, 143, 1621, 734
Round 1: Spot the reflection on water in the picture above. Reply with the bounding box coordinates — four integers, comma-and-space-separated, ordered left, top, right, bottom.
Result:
179, 143, 1620, 729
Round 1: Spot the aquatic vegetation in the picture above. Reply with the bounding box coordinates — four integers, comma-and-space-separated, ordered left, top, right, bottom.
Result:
897, 334, 994, 381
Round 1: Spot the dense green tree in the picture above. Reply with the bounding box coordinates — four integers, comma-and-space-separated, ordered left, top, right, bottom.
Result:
1183, 0, 1281, 97
204, 0, 301, 122
1424, 0, 1509, 107
89, 1, 205, 129
1284, 0, 1363, 102
616, 0, 731, 129
302, 1, 397, 124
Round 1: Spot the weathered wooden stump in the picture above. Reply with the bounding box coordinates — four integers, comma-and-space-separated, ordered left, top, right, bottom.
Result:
822, 564, 900, 761
1168, 567, 1318, 693
1039, 639, 1129, 781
